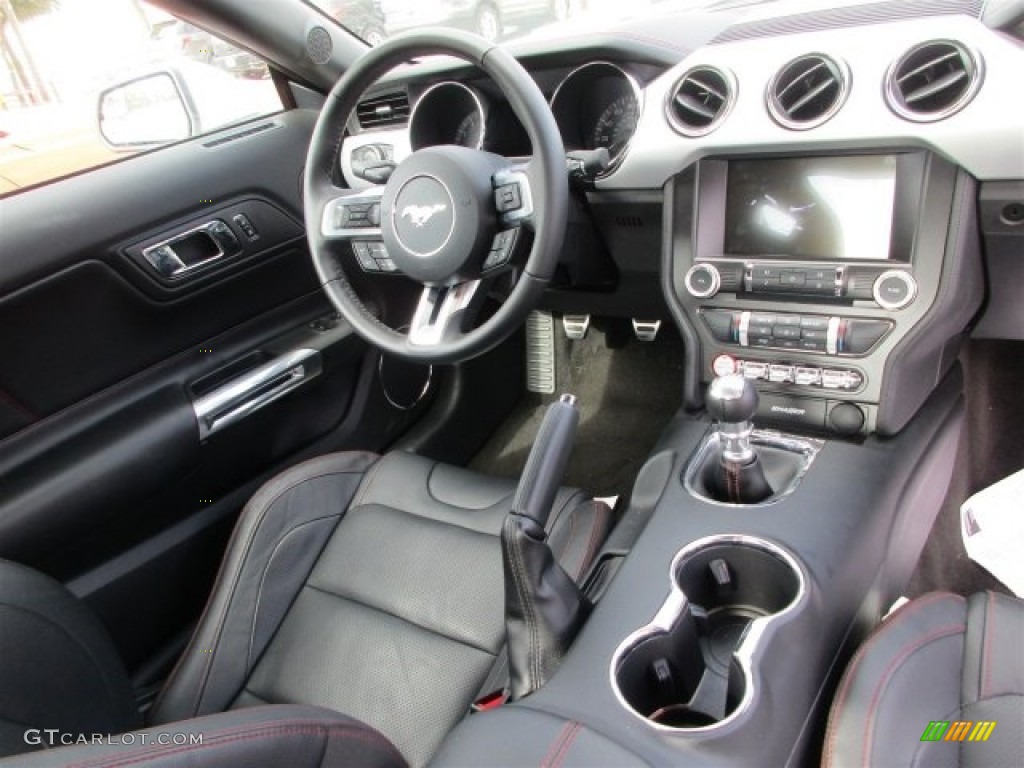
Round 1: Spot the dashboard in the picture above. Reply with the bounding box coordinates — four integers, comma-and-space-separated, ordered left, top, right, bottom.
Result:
339, 0, 1024, 439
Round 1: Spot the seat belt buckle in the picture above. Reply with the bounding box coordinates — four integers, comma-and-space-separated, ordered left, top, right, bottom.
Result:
471, 688, 508, 713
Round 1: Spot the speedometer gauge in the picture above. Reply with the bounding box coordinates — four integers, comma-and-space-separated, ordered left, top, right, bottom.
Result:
550, 62, 642, 177
454, 112, 483, 148
593, 94, 639, 157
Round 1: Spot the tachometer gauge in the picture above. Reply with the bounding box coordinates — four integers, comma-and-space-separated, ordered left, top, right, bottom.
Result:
454, 111, 483, 148
593, 94, 639, 157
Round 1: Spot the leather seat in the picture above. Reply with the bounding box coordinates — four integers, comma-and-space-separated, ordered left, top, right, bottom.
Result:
824, 591, 1024, 767
0, 451, 610, 767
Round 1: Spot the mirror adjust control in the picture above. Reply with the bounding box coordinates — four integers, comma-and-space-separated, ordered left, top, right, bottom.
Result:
232, 214, 259, 241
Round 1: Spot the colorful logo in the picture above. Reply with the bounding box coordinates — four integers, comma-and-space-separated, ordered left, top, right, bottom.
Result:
920, 721, 997, 742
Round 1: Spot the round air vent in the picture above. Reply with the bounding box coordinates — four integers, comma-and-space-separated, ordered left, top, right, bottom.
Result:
767, 54, 849, 130
885, 40, 982, 122
666, 66, 736, 137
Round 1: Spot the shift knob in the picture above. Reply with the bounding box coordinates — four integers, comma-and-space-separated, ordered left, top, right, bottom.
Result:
706, 373, 759, 424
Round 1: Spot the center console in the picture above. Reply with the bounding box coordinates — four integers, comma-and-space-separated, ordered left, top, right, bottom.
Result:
429, 148, 983, 768
665, 150, 982, 436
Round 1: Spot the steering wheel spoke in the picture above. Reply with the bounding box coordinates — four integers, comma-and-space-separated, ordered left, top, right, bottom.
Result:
408, 281, 485, 347
320, 187, 385, 242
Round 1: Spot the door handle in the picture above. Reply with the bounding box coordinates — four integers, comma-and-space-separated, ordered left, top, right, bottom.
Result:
142, 220, 241, 280
192, 348, 321, 439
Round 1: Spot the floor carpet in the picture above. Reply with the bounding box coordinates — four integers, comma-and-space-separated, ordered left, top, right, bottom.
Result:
469, 319, 685, 502
907, 339, 1024, 598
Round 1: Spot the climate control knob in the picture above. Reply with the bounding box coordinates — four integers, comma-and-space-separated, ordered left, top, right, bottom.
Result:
684, 263, 721, 299
872, 270, 917, 310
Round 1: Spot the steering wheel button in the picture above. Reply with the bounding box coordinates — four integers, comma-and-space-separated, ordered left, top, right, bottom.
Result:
376, 258, 398, 272
352, 242, 378, 271
495, 183, 522, 213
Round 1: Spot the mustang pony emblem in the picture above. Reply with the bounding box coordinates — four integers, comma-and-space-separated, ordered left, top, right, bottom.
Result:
401, 204, 447, 227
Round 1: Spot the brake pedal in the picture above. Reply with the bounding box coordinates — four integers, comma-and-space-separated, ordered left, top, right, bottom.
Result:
525, 311, 555, 394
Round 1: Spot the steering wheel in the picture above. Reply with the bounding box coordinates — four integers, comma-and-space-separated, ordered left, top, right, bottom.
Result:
304, 30, 568, 364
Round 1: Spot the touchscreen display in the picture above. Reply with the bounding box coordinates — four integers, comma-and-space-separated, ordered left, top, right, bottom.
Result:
724, 155, 898, 261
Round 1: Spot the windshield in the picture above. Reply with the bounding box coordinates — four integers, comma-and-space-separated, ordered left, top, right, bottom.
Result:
306, 0, 780, 47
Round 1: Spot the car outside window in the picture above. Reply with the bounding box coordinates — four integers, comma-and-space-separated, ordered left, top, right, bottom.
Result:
0, 0, 282, 196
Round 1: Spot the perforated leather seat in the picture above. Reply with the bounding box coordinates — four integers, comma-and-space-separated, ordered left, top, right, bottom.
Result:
824, 591, 1024, 767
0, 451, 611, 767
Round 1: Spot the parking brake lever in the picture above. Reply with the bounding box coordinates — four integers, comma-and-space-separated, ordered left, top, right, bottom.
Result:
503, 394, 589, 700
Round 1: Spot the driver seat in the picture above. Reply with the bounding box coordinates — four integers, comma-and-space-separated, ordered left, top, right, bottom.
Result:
0, 451, 611, 767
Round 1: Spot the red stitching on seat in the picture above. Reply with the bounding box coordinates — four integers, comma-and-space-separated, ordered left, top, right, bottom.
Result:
859, 623, 966, 766
539, 721, 574, 768
575, 503, 608, 582
822, 593, 962, 767
550, 721, 581, 768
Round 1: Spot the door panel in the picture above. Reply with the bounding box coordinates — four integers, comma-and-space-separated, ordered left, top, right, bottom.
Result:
0, 109, 433, 673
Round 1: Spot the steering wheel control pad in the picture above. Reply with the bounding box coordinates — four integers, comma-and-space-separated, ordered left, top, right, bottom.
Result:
380, 146, 504, 285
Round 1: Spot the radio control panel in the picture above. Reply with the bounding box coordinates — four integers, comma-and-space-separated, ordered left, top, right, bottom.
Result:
684, 261, 918, 310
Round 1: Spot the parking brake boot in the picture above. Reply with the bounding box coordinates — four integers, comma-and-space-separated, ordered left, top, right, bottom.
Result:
502, 394, 588, 700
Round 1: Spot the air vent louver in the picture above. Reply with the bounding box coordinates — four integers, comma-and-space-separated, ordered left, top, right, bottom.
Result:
667, 66, 734, 137
356, 92, 410, 129
886, 41, 981, 122
767, 54, 848, 129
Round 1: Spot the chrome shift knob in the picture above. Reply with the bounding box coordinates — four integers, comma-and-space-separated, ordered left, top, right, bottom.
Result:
707, 374, 758, 464
707, 373, 759, 424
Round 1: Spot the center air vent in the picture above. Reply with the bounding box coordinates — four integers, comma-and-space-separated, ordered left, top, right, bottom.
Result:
356, 92, 410, 129
666, 66, 735, 137
767, 54, 848, 130
885, 40, 982, 122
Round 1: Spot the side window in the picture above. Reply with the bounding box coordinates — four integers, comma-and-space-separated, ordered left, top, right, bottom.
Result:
0, 1, 282, 195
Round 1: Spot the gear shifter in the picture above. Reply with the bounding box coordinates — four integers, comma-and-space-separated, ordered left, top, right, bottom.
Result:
704, 374, 774, 504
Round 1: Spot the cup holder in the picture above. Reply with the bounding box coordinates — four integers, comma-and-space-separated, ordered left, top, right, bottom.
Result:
611, 536, 805, 731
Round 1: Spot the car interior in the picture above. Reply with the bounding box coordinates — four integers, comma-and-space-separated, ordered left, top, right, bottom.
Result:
0, 0, 1022, 765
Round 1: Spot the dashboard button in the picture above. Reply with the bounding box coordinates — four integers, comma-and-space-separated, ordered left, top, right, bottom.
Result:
748, 324, 774, 338
768, 364, 794, 383
741, 361, 768, 380
773, 326, 801, 340
800, 339, 827, 352
749, 313, 777, 326
794, 367, 822, 386
801, 329, 828, 341
774, 315, 802, 326
780, 270, 806, 286
777, 339, 800, 350
800, 315, 831, 331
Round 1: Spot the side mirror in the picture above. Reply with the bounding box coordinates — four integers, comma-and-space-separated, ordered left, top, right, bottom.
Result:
98, 72, 196, 149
